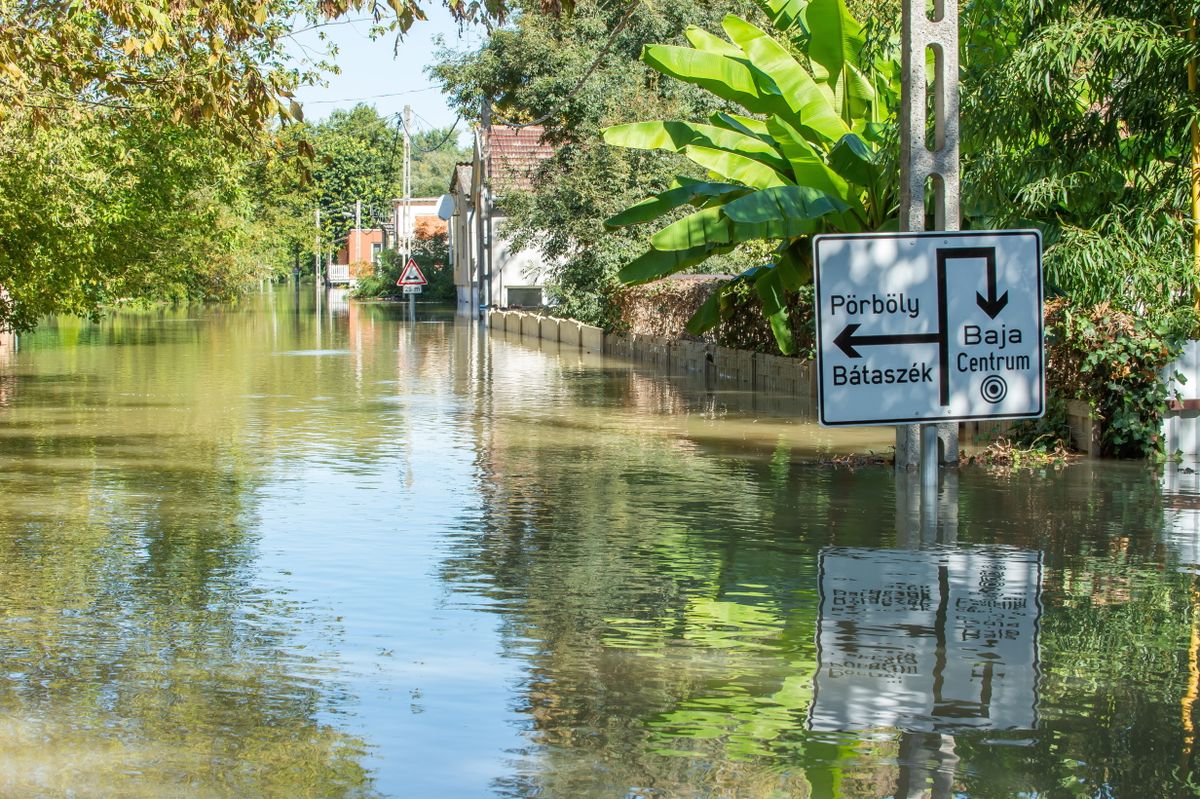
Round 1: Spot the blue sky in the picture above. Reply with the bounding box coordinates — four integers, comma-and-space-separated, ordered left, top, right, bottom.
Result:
286, 5, 486, 137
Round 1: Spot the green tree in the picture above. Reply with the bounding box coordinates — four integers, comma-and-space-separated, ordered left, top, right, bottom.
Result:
433, 0, 770, 328
0, 0, 539, 331
280, 105, 466, 261
960, 0, 1200, 324
411, 126, 470, 197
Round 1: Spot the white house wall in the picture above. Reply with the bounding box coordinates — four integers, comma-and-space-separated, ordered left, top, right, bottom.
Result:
488, 215, 547, 308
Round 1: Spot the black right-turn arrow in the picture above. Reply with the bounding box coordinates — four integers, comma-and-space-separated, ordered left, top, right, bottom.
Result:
974, 248, 1009, 318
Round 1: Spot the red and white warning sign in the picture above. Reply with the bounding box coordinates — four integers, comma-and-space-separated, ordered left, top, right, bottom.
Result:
396, 258, 427, 287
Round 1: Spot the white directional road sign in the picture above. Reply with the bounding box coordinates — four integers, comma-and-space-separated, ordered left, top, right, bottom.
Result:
814, 231, 1044, 427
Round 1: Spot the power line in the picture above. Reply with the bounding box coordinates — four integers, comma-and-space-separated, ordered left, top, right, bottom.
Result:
401, 114, 463, 153
303, 86, 440, 105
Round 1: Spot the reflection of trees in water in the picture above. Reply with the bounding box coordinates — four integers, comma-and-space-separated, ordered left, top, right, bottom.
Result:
449, 342, 1200, 799
444, 371, 908, 796
0, 302, 380, 797
942, 464, 1199, 798
0, 453, 377, 796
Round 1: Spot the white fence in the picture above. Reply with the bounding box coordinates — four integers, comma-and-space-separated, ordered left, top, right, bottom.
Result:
1162, 340, 1200, 456
327, 264, 351, 285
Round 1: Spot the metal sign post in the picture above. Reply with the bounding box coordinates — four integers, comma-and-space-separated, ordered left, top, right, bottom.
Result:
901, 0, 960, 512
397, 258, 427, 322
401, 105, 414, 319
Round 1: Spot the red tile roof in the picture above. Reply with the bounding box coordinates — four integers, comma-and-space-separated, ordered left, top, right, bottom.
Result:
486, 125, 554, 193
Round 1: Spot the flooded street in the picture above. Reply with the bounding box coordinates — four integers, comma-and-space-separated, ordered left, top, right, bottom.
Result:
0, 288, 1196, 797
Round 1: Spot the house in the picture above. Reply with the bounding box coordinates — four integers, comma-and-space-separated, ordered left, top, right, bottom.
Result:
446, 121, 555, 313
329, 200, 449, 286
331, 228, 385, 285
392, 197, 448, 244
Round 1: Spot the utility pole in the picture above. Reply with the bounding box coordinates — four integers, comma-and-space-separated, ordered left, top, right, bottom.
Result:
898, 0, 960, 494
354, 198, 362, 266
402, 104, 415, 318
314, 207, 321, 285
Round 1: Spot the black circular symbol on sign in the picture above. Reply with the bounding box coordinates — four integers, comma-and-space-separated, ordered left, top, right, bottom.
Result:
981, 374, 1008, 404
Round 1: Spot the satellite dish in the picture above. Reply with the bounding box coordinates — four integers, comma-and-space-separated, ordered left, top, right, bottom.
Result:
436, 194, 455, 221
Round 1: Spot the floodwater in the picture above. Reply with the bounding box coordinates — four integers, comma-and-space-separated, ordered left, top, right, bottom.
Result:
0, 287, 1196, 798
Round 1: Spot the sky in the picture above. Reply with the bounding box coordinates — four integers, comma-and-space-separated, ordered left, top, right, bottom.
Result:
285, 5, 487, 139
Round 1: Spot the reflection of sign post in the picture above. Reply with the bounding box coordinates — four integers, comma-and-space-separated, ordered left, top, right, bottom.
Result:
810, 547, 1042, 733
814, 231, 1044, 426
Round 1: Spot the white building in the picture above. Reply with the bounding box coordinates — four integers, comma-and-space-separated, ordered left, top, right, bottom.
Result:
446, 123, 555, 313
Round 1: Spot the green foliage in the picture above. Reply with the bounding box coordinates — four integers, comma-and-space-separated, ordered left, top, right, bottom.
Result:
0, 109, 282, 331
281, 106, 467, 262
960, 0, 1200, 317
603, 0, 898, 354
1039, 299, 1186, 458
434, 0, 770, 329
352, 234, 455, 302
0, 1, 488, 332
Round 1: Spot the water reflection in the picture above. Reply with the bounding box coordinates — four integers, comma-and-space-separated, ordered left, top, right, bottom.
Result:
0, 292, 1198, 797
811, 547, 1042, 733
458, 330, 1200, 797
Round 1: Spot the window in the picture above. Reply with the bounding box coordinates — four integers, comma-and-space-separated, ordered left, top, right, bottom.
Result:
371, 243, 382, 265
507, 287, 542, 308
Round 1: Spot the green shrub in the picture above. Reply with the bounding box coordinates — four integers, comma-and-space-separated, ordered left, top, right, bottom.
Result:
351, 233, 455, 302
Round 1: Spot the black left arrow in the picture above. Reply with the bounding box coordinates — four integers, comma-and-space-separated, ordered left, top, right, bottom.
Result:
834, 323, 941, 358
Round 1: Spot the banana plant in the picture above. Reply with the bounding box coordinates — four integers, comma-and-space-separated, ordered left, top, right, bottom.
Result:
602, 0, 899, 354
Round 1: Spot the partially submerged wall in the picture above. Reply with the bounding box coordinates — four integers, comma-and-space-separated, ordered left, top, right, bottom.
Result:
489, 309, 1109, 458
488, 310, 818, 400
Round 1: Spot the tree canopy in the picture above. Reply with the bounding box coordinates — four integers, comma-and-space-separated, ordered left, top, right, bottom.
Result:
0, 0, 499, 330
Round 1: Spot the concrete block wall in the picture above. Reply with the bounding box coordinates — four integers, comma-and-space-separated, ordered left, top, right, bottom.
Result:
559, 320, 582, 347
580, 324, 604, 354
539, 317, 561, 343
487, 311, 817, 400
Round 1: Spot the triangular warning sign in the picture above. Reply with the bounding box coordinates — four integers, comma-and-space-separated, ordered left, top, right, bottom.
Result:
396, 258, 427, 286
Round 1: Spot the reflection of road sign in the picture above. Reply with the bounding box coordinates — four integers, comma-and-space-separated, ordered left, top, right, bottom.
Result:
402, 285, 422, 294
810, 547, 1042, 733
396, 258, 427, 286
814, 231, 1044, 426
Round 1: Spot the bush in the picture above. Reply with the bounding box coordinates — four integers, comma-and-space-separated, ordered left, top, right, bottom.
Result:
351, 233, 455, 302
1015, 299, 1192, 458
612, 276, 817, 358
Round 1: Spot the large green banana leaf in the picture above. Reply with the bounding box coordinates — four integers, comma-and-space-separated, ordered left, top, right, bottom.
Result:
753, 0, 809, 35
641, 45, 789, 119
604, 181, 748, 229
721, 15, 849, 143
618, 242, 733, 285
709, 112, 771, 139
684, 145, 792, 189
649, 186, 839, 251
684, 25, 745, 58
805, 0, 875, 121
603, 121, 789, 174
765, 115, 851, 201
604, 1, 899, 355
